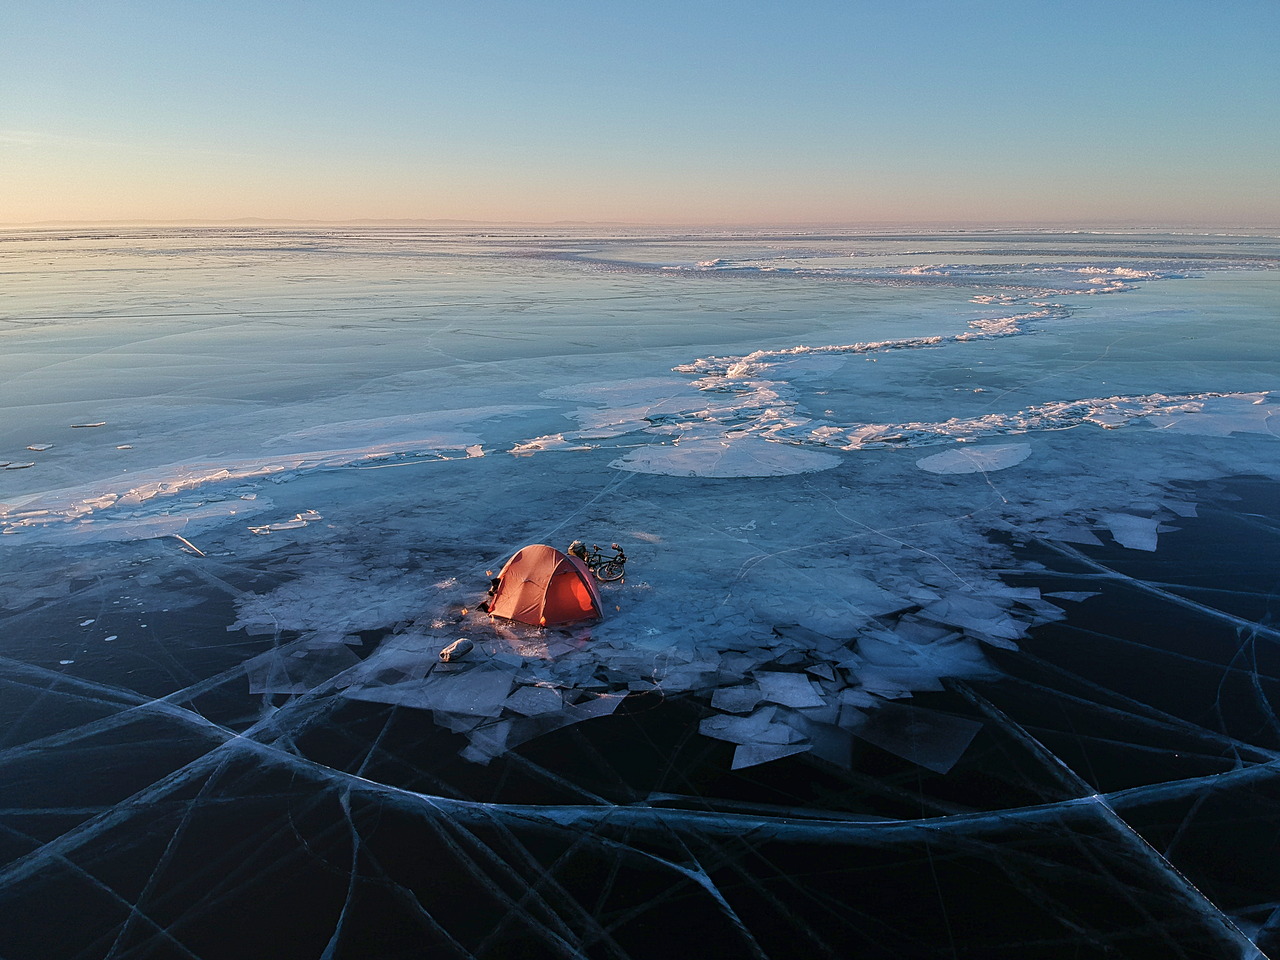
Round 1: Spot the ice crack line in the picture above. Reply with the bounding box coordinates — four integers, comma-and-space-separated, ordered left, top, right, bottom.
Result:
1038, 540, 1280, 643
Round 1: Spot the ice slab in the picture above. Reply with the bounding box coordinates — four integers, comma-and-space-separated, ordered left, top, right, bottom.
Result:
611, 436, 840, 477
753, 672, 827, 709
503, 684, 565, 716
916, 595, 1027, 642
1146, 393, 1277, 436
849, 701, 984, 774
248, 509, 323, 535
345, 661, 516, 717
732, 741, 811, 770
699, 706, 805, 745
1102, 513, 1161, 551
460, 693, 624, 763
711, 683, 763, 713
510, 433, 595, 455
916, 443, 1032, 474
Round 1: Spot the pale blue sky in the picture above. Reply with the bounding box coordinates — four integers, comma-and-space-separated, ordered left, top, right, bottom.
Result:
3, 0, 1277, 224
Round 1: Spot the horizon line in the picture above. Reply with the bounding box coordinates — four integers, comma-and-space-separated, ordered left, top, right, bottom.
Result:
4, 216, 1279, 234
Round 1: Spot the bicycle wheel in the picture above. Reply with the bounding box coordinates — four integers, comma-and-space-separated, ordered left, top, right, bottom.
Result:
596, 560, 626, 582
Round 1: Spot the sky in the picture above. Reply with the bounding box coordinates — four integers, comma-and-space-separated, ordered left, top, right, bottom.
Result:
3, 0, 1278, 226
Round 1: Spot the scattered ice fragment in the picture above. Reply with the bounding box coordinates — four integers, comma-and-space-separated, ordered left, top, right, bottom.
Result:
510, 433, 596, 455
839, 687, 879, 709
503, 685, 564, 716
116, 445, 133, 449
805, 663, 837, 682
80, 619, 95, 627
699, 706, 803, 745
916, 594, 1025, 641
731, 741, 811, 770
103, 635, 117, 642
1086, 411, 1131, 429
1043, 524, 1105, 546
59, 660, 74, 665
5, 463, 36, 470
70, 422, 107, 428
459, 694, 624, 764
890, 619, 958, 645
711, 683, 763, 714
916, 443, 1032, 475
248, 509, 323, 534
172, 534, 206, 557
1102, 513, 1160, 551
848, 701, 983, 774
26, 444, 53, 452
1146, 392, 1277, 436
346, 662, 517, 717
754, 672, 827, 708
773, 623, 851, 653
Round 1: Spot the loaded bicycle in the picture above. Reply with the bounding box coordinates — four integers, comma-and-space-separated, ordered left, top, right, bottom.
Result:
568, 541, 627, 582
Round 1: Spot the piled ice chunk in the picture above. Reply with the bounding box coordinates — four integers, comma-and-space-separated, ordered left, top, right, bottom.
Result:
0, 412, 498, 541
505, 325, 1274, 481
234, 571, 1074, 774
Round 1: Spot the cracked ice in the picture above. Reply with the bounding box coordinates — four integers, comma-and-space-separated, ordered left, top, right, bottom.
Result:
2, 227, 1279, 958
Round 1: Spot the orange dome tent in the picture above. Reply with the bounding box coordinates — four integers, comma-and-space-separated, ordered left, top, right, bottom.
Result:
487, 544, 604, 627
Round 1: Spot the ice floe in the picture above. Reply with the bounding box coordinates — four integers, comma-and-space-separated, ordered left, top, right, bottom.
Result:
916, 443, 1033, 474
611, 436, 841, 478
238, 562, 1060, 771
248, 509, 323, 535
1101, 513, 1162, 551
0, 435, 484, 540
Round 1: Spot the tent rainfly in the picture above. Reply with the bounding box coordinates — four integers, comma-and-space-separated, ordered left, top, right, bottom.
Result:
487, 544, 604, 627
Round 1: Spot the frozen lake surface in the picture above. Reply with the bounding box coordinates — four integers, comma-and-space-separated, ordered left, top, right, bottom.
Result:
1, 226, 1279, 957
